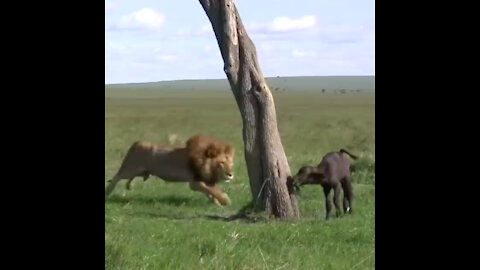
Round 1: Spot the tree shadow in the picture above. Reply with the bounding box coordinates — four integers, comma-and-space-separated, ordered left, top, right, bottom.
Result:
203, 202, 270, 223
105, 243, 126, 269
128, 210, 202, 221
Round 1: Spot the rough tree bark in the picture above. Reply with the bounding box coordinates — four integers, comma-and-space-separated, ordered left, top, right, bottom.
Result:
198, 0, 300, 219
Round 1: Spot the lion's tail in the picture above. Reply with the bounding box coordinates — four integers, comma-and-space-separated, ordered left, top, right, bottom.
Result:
339, 149, 358, 160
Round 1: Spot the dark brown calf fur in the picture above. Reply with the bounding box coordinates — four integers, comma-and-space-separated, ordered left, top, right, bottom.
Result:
288, 149, 358, 220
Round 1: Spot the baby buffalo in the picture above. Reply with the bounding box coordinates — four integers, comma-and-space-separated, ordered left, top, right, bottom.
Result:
288, 149, 358, 220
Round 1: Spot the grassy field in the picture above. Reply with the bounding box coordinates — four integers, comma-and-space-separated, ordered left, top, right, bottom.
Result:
105, 78, 375, 270
106, 76, 375, 93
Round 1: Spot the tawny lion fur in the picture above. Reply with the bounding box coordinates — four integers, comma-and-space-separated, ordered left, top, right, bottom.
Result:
105, 134, 235, 206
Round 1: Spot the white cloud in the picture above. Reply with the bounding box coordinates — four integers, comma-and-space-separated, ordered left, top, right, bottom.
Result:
316, 24, 372, 44
105, 2, 115, 10
106, 42, 128, 55
204, 45, 213, 53
292, 49, 317, 57
202, 44, 221, 57
269, 15, 316, 32
176, 16, 317, 40
259, 42, 274, 53
174, 24, 213, 38
157, 54, 177, 63
175, 28, 192, 37
110, 8, 165, 31
247, 15, 317, 33
105, 7, 374, 83
198, 24, 212, 35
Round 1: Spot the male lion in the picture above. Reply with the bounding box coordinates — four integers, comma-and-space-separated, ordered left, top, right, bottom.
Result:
105, 134, 235, 206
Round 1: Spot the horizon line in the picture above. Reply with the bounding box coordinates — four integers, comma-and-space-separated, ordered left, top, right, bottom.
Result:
105, 74, 375, 86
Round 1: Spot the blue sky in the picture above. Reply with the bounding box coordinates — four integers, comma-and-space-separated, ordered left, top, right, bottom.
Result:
105, 0, 375, 84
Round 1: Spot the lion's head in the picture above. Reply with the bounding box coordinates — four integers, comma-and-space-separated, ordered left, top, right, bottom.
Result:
205, 143, 235, 181
186, 135, 235, 183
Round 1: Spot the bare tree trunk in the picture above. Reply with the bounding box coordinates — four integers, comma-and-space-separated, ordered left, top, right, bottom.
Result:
198, 0, 300, 219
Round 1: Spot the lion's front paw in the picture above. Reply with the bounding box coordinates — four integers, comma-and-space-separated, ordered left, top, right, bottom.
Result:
219, 193, 231, 206
208, 194, 222, 206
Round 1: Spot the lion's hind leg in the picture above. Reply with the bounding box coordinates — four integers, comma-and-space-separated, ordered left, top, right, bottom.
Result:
106, 168, 146, 199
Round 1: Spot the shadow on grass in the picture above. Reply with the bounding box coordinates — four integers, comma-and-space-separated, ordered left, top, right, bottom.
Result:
106, 194, 201, 207
106, 193, 270, 223
105, 243, 126, 269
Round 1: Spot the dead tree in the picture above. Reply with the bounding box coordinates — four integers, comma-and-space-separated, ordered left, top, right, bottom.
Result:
198, 0, 300, 219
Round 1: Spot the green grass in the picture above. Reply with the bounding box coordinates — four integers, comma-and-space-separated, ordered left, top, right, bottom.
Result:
105, 82, 375, 270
